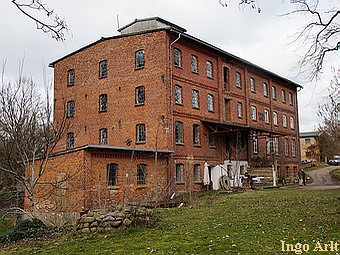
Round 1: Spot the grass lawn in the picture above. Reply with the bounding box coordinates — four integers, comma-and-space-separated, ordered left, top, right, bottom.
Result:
1, 188, 339, 255
331, 169, 340, 183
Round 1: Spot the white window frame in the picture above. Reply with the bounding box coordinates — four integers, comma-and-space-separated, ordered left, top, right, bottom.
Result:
263, 82, 268, 97
252, 134, 258, 154
272, 86, 276, 99
176, 164, 184, 183
136, 49, 145, 69
251, 106, 257, 121
136, 124, 146, 143
290, 116, 294, 129
192, 89, 199, 108
284, 138, 289, 156
273, 112, 278, 126
206, 61, 213, 78
264, 109, 269, 123
236, 72, 241, 88
282, 89, 286, 103
283, 114, 287, 127
100, 128, 108, 145
193, 124, 200, 146
237, 102, 243, 118
208, 94, 214, 111
174, 85, 182, 104
191, 55, 198, 73
250, 77, 255, 92
174, 48, 181, 67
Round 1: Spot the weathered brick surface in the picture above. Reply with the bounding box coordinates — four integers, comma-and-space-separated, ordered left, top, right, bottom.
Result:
33, 20, 301, 213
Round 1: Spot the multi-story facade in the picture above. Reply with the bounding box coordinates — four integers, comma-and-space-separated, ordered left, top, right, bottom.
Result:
300, 131, 320, 166
39, 17, 301, 213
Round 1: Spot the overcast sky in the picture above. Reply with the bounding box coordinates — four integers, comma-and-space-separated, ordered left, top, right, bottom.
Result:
1, 0, 339, 132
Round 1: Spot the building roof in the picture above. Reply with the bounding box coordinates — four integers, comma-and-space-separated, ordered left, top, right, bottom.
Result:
300, 131, 320, 138
49, 17, 302, 88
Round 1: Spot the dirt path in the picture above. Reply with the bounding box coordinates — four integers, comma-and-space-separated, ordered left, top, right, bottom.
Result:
300, 165, 340, 190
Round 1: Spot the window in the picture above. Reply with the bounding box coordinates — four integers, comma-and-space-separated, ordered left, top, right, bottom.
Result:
135, 86, 145, 105
289, 92, 293, 105
99, 60, 107, 78
252, 134, 258, 154
306, 151, 312, 157
284, 138, 289, 156
266, 137, 271, 155
250, 77, 255, 92
274, 137, 279, 155
223, 67, 229, 88
192, 90, 199, 108
209, 134, 215, 147
237, 133, 244, 149
292, 140, 296, 157
237, 102, 243, 117
99, 94, 107, 112
282, 90, 286, 103
236, 72, 241, 88
137, 164, 146, 185
136, 49, 145, 69
193, 124, 200, 146
305, 138, 311, 144
174, 85, 182, 104
285, 166, 290, 177
67, 132, 74, 149
175, 121, 183, 144
283, 114, 287, 127
206, 61, 213, 78
176, 164, 184, 183
191, 55, 198, 73
251, 106, 257, 121
263, 83, 268, 97
207, 94, 214, 111
264, 109, 269, 123
290, 116, 294, 129
273, 112, 278, 126
174, 48, 181, 67
136, 124, 146, 143
272, 86, 276, 99
107, 163, 117, 186
67, 100, 75, 118
68, 69, 75, 86
194, 164, 200, 182
100, 128, 108, 145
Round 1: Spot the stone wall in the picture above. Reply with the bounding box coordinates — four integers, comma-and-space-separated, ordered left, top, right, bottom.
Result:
76, 206, 156, 233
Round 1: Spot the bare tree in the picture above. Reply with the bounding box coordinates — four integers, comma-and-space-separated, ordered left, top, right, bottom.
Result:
12, 0, 69, 41
219, 0, 339, 80
317, 68, 340, 158
0, 66, 70, 217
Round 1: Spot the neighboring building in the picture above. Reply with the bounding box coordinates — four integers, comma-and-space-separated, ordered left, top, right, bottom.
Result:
300, 131, 320, 166
31, 17, 301, 213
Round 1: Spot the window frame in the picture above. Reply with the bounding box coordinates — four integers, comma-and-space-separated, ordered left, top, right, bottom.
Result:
191, 55, 198, 73
206, 60, 213, 78
192, 89, 199, 108
136, 124, 146, 143
289, 92, 293, 105
251, 106, 257, 121
175, 121, 183, 144
283, 114, 287, 127
272, 86, 276, 99
67, 69, 75, 86
290, 116, 294, 129
99, 94, 108, 112
282, 89, 286, 103
291, 140, 296, 157
100, 128, 108, 145
252, 134, 258, 154
67, 132, 74, 149
237, 102, 243, 118
236, 72, 241, 88
107, 163, 118, 186
137, 164, 146, 185
194, 164, 201, 182
263, 82, 268, 97
135, 49, 145, 69
250, 77, 255, 92
99, 60, 108, 78
135, 86, 145, 105
67, 100, 75, 118
264, 109, 269, 124
273, 112, 278, 126
207, 94, 214, 112
193, 124, 200, 146
176, 164, 184, 183
209, 134, 216, 148
174, 84, 183, 105
174, 48, 181, 67
284, 138, 289, 156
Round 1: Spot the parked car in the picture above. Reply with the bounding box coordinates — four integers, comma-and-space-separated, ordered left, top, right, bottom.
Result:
328, 155, 340, 165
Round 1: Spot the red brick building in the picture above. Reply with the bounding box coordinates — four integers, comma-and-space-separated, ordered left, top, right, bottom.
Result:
41, 17, 301, 212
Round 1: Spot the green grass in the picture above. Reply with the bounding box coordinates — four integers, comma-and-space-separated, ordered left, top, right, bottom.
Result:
1, 188, 339, 255
330, 168, 340, 183
304, 163, 328, 172
0, 215, 13, 235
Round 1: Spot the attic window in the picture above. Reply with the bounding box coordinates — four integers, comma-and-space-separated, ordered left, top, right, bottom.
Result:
136, 49, 145, 69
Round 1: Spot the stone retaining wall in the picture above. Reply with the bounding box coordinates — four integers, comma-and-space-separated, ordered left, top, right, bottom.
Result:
76, 205, 155, 233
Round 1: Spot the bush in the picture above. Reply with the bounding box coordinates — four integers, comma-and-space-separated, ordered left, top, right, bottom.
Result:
0, 218, 66, 244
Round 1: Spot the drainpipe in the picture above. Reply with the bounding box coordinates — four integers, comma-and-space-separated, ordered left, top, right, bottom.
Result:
169, 32, 181, 151
295, 86, 302, 171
